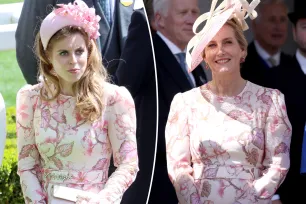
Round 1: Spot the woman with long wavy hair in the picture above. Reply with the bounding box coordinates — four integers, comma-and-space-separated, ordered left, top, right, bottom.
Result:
16, 1, 138, 203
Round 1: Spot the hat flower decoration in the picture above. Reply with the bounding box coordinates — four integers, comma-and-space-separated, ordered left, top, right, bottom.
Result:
186, 0, 261, 72
40, 0, 101, 50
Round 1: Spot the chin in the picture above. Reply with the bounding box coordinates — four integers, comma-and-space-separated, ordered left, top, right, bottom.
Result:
216, 66, 232, 73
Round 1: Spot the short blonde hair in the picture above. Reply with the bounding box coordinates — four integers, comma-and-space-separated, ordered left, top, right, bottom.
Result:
202, 17, 248, 58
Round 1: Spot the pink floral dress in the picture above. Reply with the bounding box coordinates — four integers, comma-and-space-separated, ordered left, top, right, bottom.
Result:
166, 81, 291, 204
16, 82, 139, 204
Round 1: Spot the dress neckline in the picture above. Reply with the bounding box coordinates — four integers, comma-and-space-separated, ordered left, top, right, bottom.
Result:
198, 81, 250, 103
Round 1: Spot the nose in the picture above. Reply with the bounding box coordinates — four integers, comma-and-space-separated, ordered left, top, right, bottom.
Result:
70, 54, 77, 64
217, 44, 225, 56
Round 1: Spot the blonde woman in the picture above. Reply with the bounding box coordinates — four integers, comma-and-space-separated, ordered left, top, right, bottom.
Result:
16, 1, 138, 203
0, 93, 6, 166
165, 0, 291, 203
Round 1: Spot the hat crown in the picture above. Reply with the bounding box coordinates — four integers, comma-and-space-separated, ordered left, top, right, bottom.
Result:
293, 1, 306, 14
288, 1, 306, 24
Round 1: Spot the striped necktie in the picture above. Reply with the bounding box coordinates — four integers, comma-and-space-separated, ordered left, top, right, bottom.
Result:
176, 52, 194, 87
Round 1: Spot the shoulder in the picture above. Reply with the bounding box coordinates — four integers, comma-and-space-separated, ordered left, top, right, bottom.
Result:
172, 87, 200, 107
103, 82, 133, 104
248, 81, 285, 106
17, 83, 42, 98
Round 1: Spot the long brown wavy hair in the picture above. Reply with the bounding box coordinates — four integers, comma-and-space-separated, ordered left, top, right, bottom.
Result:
35, 26, 109, 122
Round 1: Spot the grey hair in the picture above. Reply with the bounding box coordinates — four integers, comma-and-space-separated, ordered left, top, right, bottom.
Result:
153, 0, 170, 16
255, 0, 288, 22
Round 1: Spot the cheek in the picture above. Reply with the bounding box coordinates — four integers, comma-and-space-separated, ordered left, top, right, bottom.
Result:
297, 31, 306, 42
52, 57, 67, 71
80, 55, 88, 67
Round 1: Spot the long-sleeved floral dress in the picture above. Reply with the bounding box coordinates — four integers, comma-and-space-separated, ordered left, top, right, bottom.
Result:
16, 82, 138, 204
166, 81, 291, 204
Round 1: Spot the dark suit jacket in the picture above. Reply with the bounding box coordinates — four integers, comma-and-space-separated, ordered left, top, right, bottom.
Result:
271, 55, 306, 204
241, 41, 292, 88
15, 0, 133, 85
149, 34, 207, 204
116, 9, 156, 204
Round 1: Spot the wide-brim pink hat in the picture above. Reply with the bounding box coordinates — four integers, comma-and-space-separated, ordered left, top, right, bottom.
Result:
186, 0, 261, 73
40, 0, 101, 50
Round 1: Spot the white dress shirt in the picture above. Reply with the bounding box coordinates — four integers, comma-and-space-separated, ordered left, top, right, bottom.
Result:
0, 93, 6, 166
156, 31, 196, 87
133, 0, 144, 9
254, 40, 281, 68
296, 49, 306, 75
110, 0, 115, 16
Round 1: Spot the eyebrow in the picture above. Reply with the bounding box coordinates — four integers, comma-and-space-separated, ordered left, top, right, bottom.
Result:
56, 46, 84, 52
209, 37, 234, 43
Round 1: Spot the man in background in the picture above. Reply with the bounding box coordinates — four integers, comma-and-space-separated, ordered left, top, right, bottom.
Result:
149, 0, 207, 203
241, 0, 291, 87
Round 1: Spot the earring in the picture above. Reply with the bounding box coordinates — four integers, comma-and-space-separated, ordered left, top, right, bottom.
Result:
240, 57, 245, 63
205, 62, 210, 70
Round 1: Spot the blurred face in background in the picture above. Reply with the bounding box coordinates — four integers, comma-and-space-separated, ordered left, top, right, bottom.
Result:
252, 3, 288, 54
293, 19, 306, 56
155, 0, 200, 50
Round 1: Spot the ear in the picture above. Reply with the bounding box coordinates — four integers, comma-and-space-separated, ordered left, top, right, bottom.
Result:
155, 13, 165, 29
241, 47, 247, 59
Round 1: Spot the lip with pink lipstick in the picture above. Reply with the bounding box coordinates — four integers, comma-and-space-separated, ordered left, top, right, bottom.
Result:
68, 68, 80, 73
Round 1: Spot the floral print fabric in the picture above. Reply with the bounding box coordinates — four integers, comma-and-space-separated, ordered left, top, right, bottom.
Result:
16, 82, 138, 204
166, 81, 291, 204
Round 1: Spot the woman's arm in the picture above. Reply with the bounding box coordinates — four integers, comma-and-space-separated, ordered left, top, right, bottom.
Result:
166, 93, 200, 204
16, 86, 46, 203
250, 90, 292, 203
91, 86, 139, 203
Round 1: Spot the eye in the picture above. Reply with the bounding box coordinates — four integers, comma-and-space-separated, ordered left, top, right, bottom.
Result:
75, 49, 84, 55
180, 10, 188, 15
208, 44, 216, 48
225, 40, 232, 44
59, 51, 68, 56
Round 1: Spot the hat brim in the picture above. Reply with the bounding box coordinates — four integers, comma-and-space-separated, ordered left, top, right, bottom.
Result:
187, 7, 234, 72
288, 12, 306, 24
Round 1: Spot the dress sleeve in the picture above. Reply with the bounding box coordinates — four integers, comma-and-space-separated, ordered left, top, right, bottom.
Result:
16, 85, 46, 203
0, 93, 6, 166
165, 93, 200, 204
252, 90, 292, 201
94, 86, 139, 203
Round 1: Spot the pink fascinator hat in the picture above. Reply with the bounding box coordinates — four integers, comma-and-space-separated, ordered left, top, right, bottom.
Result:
40, 0, 101, 50
186, 0, 261, 73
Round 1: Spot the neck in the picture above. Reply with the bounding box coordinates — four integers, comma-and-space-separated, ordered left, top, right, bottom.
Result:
209, 72, 246, 97
256, 39, 279, 56
59, 81, 74, 96
158, 30, 185, 51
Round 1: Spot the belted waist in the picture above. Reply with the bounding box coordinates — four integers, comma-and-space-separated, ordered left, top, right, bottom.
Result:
192, 163, 262, 180
41, 168, 108, 184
